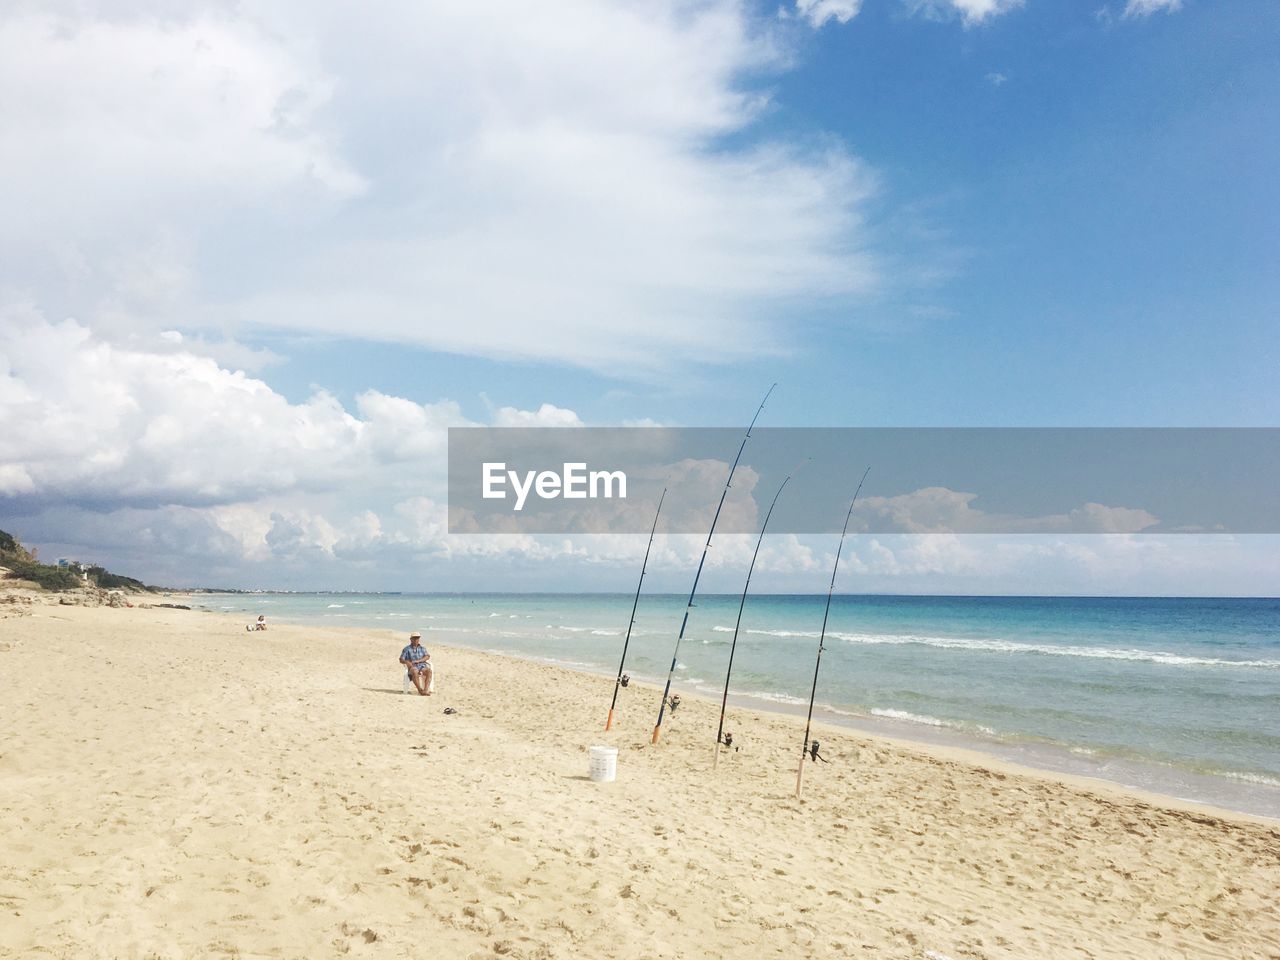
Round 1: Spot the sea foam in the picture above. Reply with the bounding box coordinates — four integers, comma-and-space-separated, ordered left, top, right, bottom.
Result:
824, 631, 1279, 669
718, 624, 1277, 669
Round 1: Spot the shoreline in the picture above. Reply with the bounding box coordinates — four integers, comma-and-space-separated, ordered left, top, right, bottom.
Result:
521, 650, 1280, 831
208, 593, 1280, 823
440, 633, 1280, 829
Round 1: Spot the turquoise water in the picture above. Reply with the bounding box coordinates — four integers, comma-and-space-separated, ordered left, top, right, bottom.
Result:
204, 592, 1280, 817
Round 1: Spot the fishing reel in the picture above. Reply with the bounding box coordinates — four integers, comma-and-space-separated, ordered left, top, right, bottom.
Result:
666, 694, 682, 713
808, 739, 828, 763
719, 730, 739, 752
619, 674, 630, 687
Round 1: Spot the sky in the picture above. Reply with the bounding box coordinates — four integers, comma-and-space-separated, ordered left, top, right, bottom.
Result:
1, 0, 1277, 595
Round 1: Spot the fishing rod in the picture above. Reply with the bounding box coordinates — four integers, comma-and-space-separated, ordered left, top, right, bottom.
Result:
652, 383, 776, 744
796, 466, 870, 799
605, 487, 666, 731
713, 470, 794, 769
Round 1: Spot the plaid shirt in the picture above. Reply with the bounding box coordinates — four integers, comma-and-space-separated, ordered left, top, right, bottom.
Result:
400, 643, 430, 668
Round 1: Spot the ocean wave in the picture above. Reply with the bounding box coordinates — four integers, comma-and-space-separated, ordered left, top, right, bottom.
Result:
716, 624, 1276, 669
712, 625, 817, 639
745, 690, 806, 706
553, 625, 621, 636
537, 656, 600, 670
870, 707, 949, 727
727, 632, 814, 640
829, 632, 1280, 669
326, 603, 344, 608
869, 708, 997, 736
1213, 770, 1280, 788
820, 705, 862, 719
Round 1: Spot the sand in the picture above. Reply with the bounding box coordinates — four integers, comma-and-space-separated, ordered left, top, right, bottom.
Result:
1, 597, 1277, 959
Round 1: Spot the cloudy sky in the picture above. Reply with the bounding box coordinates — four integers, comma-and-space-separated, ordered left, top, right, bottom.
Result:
1, 0, 1277, 595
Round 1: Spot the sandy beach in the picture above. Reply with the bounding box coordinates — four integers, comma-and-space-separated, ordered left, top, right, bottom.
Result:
1, 598, 1277, 960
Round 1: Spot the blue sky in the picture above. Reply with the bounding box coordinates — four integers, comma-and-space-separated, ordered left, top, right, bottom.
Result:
1, 0, 1277, 593
253, 0, 1279, 429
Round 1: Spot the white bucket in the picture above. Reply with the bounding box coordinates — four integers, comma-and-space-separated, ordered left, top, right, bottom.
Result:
588, 745, 618, 783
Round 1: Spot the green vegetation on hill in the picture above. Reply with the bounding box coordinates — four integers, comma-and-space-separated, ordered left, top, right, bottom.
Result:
84, 565, 149, 592
0, 529, 153, 593
3, 558, 82, 591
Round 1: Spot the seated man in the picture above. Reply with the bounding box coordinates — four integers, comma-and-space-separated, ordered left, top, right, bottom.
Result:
399, 631, 434, 695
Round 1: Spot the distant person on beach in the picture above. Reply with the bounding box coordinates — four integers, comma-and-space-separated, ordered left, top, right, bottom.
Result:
246, 615, 266, 632
399, 632, 433, 695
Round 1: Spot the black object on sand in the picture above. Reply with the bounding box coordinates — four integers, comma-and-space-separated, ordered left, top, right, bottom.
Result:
606, 490, 665, 732
715, 471, 794, 769
797, 467, 869, 799
652, 384, 776, 745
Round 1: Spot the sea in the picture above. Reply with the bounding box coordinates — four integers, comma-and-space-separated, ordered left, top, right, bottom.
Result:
200, 592, 1280, 819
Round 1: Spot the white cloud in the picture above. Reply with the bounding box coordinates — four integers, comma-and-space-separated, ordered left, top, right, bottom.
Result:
852, 487, 1161, 534
17, 494, 1280, 596
1123, 0, 1182, 17
353, 392, 468, 462
0, 311, 359, 504
265, 511, 341, 561
0, 7, 363, 344
0, 9, 363, 225
9, 315, 1255, 595
491, 404, 584, 428
832, 534, 1280, 597
908, 0, 1025, 26
795, 0, 864, 28
0, 311, 514, 508
0, 1, 882, 377
2, 331, 1271, 595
